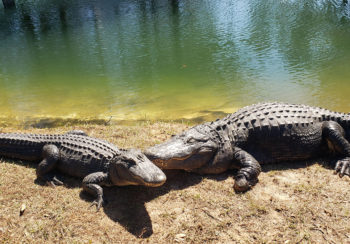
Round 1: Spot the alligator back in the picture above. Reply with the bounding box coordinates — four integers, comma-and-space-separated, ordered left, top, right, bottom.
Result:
219, 102, 350, 163
0, 133, 119, 178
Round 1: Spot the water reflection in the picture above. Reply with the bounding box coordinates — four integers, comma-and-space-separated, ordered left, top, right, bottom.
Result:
0, 0, 350, 125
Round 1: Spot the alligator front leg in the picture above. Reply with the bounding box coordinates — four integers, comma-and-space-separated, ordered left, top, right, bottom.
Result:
36, 144, 63, 187
232, 147, 262, 192
322, 121, 350, 177
82, 172, 110, 211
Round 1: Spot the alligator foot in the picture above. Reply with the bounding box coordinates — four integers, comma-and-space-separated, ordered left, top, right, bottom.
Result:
234, 174, 259, 192
233, 176, 253, 192
334, 157, 350, 177
43, 175, 63, 187
234, 176, 250, 192
90, 196, 104, 211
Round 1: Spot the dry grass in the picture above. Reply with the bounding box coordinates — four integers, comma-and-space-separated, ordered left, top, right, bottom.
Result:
1, 122, 350, 243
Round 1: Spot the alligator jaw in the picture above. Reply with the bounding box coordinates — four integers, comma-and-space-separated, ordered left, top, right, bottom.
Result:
144, 132, 217, 170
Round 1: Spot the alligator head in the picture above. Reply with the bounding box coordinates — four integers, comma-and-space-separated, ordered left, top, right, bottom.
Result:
144, 125, 219, 170
109, 149, 166, 187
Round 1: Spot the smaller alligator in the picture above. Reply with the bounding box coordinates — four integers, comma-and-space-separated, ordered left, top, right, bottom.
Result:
0, 130, 166, 210
145, 102, 350, 192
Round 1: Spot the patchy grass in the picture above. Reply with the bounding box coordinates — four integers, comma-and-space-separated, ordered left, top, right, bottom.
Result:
0, 122, 350, 243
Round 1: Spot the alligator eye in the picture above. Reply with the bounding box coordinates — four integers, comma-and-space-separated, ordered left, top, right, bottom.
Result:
200, 136, 210, 142
187, 138, 197, 143
124, 159, 136, 166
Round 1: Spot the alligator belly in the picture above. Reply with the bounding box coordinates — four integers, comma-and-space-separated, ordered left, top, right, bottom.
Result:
245, 141, 325, 164
241, 124, 326, 164
0, 146, 42, 162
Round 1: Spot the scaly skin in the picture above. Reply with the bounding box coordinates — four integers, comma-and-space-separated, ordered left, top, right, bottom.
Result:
145, 102, 350, 191
0, 130, 166, 210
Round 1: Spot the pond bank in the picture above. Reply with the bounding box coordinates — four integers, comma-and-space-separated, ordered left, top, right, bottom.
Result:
0, 110, 231, 128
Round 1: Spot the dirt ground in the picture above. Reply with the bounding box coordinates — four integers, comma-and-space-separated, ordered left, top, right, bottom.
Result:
0, 122, 349, 243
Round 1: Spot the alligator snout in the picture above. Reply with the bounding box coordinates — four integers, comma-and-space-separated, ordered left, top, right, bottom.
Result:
128, 153, 167, 187
141, 169, 166, 187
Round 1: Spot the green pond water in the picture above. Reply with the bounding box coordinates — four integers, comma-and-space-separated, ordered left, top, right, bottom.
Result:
1, 0, 350, 125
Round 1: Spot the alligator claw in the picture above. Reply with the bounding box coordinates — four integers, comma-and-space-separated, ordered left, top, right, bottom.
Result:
46, 181, 56, 187
89, 196, 104, 211
334, 158, 350, 177
43, 175, 63, 187
52, 176, 63, 185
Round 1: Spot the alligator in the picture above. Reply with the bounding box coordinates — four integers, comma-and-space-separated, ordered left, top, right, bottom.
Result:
145, 102, 350, 192
0, 130, 166, 210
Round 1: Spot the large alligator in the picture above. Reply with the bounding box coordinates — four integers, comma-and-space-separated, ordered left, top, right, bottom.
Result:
0, 130, 166, 210
145, 102, 350, 191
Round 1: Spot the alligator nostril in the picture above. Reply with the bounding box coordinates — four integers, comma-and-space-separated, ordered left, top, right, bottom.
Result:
144, 149, 156, 158
154, 172, 166, 185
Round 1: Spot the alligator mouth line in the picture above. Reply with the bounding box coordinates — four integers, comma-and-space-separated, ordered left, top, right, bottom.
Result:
151, 146, 215, 161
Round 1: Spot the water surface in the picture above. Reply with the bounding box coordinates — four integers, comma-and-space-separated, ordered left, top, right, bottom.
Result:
1, 0, 350, 125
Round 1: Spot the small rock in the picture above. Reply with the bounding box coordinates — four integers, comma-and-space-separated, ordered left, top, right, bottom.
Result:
174, 233, 186, 242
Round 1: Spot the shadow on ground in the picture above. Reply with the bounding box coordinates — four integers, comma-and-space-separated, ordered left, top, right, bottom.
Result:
81, 170, 209, 238
260, 157, 335, 173
79, 157, 337, 238
2, 156, 338, 238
